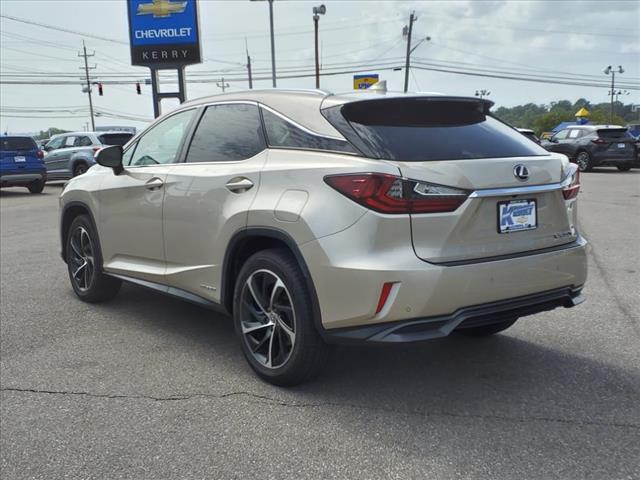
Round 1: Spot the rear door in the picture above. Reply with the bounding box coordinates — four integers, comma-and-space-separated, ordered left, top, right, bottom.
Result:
162, 102, 268, 301
335, 97, 576, 264
0, 136, 40, 173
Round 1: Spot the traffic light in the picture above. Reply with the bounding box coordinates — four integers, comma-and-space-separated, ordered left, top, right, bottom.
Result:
136, 82, 141, 95
98, 83, 103, 96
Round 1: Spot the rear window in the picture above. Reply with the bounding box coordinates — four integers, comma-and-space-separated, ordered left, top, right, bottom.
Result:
98, 133, 134, 146
328, 98, 549, 161
0, 136, 37, 151
597, 128, 632, 139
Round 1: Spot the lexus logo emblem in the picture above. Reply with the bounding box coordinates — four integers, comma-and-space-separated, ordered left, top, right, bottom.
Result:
513, 164, 529, 181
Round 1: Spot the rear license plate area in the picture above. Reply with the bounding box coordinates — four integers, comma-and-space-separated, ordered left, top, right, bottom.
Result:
498, 199, 537, 233
14, 156, 26, 162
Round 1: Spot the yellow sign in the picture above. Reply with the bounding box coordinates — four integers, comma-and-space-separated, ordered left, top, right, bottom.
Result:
137, 0, 187, 18
353, 74, 379, 90
575, 107, 590, 117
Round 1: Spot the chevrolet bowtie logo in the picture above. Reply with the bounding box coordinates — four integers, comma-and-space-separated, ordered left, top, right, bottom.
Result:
137, 0, 187, 18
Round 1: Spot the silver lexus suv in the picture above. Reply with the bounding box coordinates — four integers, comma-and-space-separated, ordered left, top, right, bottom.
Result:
59, 89, 587, 385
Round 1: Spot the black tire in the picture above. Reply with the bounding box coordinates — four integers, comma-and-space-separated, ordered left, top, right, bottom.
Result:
617, 165, 632, 172
66, 214, 121, 303
233, 248, 329, 386
575, 151, 592, 172
457, 318, 518, 337
73, 162, 88, 177
28, 179, 45, 194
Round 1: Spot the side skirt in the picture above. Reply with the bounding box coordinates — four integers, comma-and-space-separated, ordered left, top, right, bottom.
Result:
105, 272, 229, 315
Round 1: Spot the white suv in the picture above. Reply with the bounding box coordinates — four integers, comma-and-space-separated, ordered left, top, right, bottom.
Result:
59, 89, 587, 385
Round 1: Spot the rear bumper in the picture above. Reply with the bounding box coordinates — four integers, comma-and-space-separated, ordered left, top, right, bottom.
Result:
591, 151, 635, 165
301, 207, 588, 333
325, 286, 584, 343
0, 171, 47, 186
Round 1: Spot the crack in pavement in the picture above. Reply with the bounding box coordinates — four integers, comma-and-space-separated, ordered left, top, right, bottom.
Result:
2, 386, 638, 431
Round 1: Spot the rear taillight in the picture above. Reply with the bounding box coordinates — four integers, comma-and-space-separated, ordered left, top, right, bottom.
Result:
324, 173, 469, 214
591, 138, 606, 145
562, 167, 580, 200
92, 146, 101, 154
36, 150, 44, 159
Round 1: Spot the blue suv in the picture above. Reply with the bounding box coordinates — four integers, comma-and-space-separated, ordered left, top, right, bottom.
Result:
1, 136, 47, 193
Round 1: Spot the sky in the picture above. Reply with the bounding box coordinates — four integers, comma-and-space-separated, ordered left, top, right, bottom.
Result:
1, 0, 639, 134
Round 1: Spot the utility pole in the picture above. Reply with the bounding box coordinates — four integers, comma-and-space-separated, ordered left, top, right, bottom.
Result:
78, 40, 96, 131
603, 65, 624, 123
312, 5, 326, 89
268, 0, 276, 87
216, 77, 229, 93
246, 39, 253, 89
403, 12, 415, 93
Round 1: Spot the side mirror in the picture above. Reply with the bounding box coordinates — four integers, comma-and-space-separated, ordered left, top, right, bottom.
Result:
548, 137, 558, 143
96, 145, 124, 175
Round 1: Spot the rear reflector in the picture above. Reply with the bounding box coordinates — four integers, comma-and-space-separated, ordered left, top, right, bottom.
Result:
376, 282, 394, 314
324, 173, 469, 214
562, 168, 580, 200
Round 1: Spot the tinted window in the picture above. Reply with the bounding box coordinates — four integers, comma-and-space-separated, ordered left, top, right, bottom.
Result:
597, 128, 632, 139
335, 99, 548, 161
74, 136, 93, 147
128, 109, 195, 166
98, 133, 134, 146
186, 104, 265, 163
262, 108, 356, 154
0, 137, 37, 151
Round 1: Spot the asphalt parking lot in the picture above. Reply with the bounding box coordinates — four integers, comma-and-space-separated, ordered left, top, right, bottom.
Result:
1, 170, 639, 479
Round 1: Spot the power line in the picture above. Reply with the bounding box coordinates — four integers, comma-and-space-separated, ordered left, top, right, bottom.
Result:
0, 14, 128, 45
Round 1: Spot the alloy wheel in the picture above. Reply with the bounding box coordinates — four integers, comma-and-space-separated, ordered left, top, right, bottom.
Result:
239, 269, 296, 369
576, 153, 590, 172
69, 226, 95, 291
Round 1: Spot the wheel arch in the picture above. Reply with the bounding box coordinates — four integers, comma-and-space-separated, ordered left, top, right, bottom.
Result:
221, 227, 325, 336
60, 201, 99, 263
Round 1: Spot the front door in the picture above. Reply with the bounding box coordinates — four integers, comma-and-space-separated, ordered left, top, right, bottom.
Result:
95, 108, 198, 284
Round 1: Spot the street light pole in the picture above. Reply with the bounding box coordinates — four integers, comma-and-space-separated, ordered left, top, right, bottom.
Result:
403, 11, 415, 93
604, 65, 624, 123
268, 0, 276, 87
475, 89, 490, 99
251, 0, 277, 87
312, 5, 326, 89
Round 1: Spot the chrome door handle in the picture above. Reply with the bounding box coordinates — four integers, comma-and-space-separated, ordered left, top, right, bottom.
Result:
145, 177, 164, 190
226, 177, 254, 193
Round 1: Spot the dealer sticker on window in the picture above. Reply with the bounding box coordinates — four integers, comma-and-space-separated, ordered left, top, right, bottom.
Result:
498, 199, 537, 233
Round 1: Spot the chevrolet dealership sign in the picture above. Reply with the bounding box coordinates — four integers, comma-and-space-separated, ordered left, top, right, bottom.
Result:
127, 0, 201, 66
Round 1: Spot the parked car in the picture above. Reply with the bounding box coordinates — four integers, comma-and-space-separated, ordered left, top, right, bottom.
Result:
626, 123, 640, 139
59, 90, 587, 385
43, 131, 134, 180
0, 135, 47, 193
517, 128, 541, 144
541, 124, 636, 172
